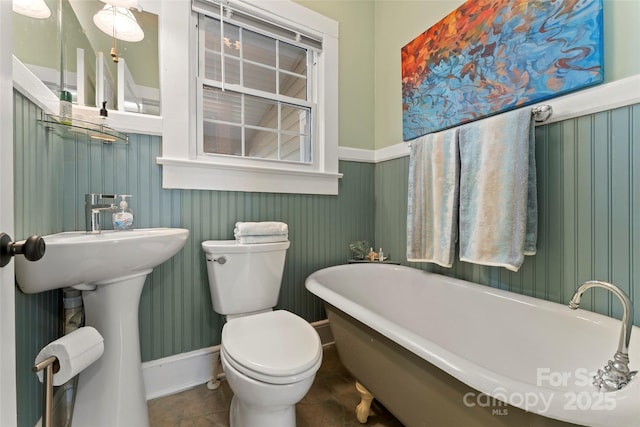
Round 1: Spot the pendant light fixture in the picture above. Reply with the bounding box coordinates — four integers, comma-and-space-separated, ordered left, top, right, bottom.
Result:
12, 0, 51, 19
93, 4, 144, 42
93, 1, 144, 63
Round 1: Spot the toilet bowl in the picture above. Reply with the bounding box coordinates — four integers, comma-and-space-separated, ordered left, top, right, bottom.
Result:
202, 239, 323, 427
221, 310, 322, 427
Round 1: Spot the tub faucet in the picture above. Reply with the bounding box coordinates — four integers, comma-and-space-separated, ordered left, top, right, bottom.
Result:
85, 193, 117, 233
569, 280, 637, 391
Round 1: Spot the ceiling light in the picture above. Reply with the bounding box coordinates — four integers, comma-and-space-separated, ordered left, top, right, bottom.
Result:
93, 4, 144, 43
12, 0, 51, 19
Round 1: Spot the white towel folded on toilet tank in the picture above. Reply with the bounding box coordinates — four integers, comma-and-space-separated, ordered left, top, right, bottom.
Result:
234, 221, 288, 244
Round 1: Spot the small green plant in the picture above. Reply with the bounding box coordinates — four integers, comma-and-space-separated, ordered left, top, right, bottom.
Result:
349, 241, 370, 260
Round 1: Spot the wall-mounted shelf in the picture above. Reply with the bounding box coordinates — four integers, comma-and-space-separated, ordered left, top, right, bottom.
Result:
38, 113, 129, 144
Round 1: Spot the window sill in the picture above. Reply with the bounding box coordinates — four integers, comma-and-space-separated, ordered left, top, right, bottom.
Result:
156, 157, 343, 195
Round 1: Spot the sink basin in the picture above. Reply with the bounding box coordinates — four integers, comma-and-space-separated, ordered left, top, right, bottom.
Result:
15, 227, 189, 294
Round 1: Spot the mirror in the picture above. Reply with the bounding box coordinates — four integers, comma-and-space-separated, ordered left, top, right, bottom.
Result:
13, 0, 159, 115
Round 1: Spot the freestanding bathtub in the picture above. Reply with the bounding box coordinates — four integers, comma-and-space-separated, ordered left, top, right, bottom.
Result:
305, 264, 640, 427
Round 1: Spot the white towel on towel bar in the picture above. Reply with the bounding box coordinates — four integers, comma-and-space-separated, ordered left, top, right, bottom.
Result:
406, 128, 460, 268
458, 108, 537, 272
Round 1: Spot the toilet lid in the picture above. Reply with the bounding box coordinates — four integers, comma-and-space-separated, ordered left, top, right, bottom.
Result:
222, 310, 322, 383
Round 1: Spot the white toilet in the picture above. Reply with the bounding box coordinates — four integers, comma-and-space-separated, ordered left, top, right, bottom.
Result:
202, 239, 323, 427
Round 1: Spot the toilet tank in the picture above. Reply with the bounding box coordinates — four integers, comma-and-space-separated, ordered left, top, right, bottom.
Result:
202, 240, 290, 316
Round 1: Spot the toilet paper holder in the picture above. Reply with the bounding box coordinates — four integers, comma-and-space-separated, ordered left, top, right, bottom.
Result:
32, 355, 60, 427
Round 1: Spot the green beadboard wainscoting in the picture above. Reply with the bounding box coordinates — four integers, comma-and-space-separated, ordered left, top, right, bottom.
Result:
13, 91, 375, 427
375, 104, 640, 327
13, 91, 64, 427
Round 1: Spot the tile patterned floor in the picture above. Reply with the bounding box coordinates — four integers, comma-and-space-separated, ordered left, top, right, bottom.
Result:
148, 345, 404, 426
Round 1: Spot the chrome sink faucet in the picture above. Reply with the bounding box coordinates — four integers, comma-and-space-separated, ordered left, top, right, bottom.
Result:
85, 193, 117, 233
569, 280, 637, 391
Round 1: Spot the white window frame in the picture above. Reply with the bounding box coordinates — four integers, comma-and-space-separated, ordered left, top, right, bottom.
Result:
156, 0, 341, 195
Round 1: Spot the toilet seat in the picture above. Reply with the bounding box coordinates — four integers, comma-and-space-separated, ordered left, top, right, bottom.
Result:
222, 310, 322, 385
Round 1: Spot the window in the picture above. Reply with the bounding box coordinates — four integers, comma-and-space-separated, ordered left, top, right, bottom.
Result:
157, 0, 341, 195
198, 13, 313, 163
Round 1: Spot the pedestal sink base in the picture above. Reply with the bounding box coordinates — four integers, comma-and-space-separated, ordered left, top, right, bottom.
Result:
71, 270, 151, 427
14, 227, 189, 425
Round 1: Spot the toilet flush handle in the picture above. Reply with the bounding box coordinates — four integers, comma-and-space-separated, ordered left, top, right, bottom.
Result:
213, 256, 226, 265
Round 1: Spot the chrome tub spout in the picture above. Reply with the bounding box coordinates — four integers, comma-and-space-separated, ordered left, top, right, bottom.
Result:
569, 280, 637, 391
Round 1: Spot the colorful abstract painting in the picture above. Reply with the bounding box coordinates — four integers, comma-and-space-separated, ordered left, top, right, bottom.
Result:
401, 0, 604, 141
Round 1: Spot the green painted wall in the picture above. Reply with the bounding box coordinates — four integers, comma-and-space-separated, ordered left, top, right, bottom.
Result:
374, 104, 640, 327
13, 0, 97, 93
295, 0, 375, 151
12, 0, 61, 73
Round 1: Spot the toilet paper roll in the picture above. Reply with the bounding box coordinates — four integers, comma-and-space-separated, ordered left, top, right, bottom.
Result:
34, 326, 104, 386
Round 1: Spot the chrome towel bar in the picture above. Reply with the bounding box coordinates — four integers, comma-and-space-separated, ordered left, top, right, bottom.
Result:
406, 104, 553, 146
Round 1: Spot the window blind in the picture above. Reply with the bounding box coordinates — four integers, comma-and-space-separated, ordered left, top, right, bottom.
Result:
192, 0, 323, 51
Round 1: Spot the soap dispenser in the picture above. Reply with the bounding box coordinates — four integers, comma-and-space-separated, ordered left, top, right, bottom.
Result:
112, 195, 134, 230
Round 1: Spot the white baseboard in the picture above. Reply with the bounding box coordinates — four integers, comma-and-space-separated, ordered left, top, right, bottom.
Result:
142, 345, 221, 400
142, 319, 333, 400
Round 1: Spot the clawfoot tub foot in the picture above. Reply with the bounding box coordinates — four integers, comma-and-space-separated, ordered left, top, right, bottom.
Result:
355, 381, 374, 423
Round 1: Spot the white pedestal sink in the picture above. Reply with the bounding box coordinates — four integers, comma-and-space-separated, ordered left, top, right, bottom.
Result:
15, 228, 189, 427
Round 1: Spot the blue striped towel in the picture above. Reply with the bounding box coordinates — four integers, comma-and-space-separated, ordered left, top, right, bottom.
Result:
406, 128, 460, 267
